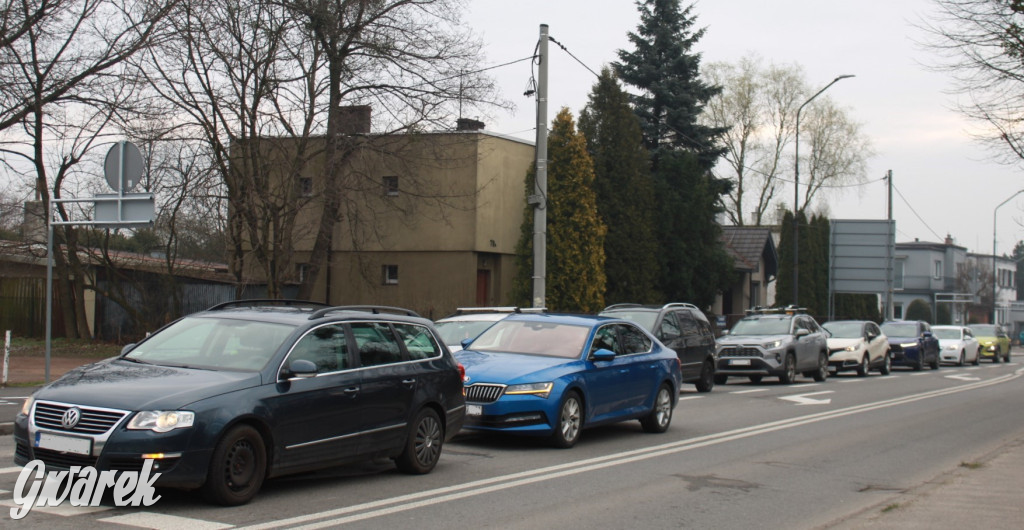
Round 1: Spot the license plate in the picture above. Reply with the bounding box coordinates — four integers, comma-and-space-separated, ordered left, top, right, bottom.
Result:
729, 359, 752, 366
466, 404, 482, 416
35, 432, 92, 456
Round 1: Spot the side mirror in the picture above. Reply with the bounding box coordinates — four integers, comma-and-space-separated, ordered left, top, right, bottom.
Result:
287, 359, 318, 378
720, 329, 730, 336
120, 343, 137, 356
795, 329, 810, 338
591, 348, 616, 361
460, 338, 474, 349
922, 331, 933, 339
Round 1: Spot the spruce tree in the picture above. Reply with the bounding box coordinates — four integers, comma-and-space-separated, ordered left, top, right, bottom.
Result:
614, 0, 727, 169
579, 69, 660, 304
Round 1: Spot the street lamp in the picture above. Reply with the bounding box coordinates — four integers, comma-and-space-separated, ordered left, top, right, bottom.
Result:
992, 189, 1024, 324
792, 74, 855, 305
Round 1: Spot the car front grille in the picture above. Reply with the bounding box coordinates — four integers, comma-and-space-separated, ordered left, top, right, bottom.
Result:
465, 383, 505, 403
719, 347, 762, 357
33, 401, 129, 435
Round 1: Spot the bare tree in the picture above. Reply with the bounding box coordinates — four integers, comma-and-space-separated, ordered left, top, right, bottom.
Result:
139, 0, 499, 300
921, 0, 1024, 163
703, 55, 872, 223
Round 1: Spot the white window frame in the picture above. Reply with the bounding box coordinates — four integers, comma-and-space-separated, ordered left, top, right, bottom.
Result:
382, 264, 399, 285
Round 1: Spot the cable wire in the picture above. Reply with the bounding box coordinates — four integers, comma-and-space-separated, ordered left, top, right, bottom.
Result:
892, 183, 943, 241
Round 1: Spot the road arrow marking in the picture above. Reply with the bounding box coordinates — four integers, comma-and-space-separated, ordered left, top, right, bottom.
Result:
779, 391, 834, 405
945, 374, 981, 381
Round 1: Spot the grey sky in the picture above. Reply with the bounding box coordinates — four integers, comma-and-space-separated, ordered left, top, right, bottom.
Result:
465, 0, 1023, 256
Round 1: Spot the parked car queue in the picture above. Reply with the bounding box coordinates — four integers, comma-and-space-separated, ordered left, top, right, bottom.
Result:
12, 300, 1013, 507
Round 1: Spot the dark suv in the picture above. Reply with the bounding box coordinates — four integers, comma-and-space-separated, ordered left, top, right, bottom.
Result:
600, 303, 717, 392
14, 301, 466, 505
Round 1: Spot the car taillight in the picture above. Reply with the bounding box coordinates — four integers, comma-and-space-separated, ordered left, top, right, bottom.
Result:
458, 362, 466, 382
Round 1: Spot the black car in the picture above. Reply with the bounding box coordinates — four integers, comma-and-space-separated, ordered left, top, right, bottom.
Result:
13, 301, 466, 505
600, 303, 717, 392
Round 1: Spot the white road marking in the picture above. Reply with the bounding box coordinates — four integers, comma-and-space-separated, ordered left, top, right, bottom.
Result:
0, 466, 23, 475
677, 396, 705, 401
945, 374, 982, 381
235, 370, 1023, 530
778, 391, 834, 405
837, 379, 865, 383
730, 389, 768, 394
0, 499, 110, 516
98, 513, 234, 529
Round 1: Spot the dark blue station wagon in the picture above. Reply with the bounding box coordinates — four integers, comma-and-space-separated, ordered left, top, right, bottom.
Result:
13, 301, 466, 505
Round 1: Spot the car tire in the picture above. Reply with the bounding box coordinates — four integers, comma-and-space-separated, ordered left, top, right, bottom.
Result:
972, 349, 981, 366
201, 424, 267, 506
958, 351, 965, 367
913, 354, 924, 371
640, 384, 674, 433
856, 355, 869, 377
930, 352, 940, 370
1005, 349, 1011, 362
713, 374, 729, 385
779, 354, 797, 384
695, 360, 715, 393
880, 352, 892, 375
813, 352, 829, 382
550, 391, 583, 448
395, 408, 444, 474
748, 375, 763, 384
993, 352, 1001, 363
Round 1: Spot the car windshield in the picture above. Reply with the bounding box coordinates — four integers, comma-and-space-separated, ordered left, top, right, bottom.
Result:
881, 322, 918, 337
823, 322, 863, 338
933, 328, 963, 340
124, 316, 296, 371
729, 317, 792, 336
468, 320, 591, 358
969, 324, 998, 336
434, 320, 499, 347
600, 311, 657, 330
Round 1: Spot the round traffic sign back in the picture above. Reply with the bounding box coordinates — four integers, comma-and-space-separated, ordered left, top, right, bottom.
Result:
104, 141, 144, 192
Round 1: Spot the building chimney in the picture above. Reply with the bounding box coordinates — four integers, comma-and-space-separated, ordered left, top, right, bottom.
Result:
456, 118, 485, 131
944, 234, 953, 246
337, 105, 371, 134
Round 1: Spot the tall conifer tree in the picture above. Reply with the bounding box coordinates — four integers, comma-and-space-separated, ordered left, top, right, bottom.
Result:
579, 69, 660, 304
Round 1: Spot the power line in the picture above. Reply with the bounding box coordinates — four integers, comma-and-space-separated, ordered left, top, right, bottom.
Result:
892, 183, 943, 241
547, 36, 600, 78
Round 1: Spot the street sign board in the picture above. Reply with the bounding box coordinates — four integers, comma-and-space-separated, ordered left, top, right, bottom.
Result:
103, 141, 144, 193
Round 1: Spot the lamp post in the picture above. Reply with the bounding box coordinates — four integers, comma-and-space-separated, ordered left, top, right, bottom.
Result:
792, 74, 855, 305
992, 189, 1024, 324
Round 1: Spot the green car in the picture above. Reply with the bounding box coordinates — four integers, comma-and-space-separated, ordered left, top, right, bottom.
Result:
968, 324, 1011, 363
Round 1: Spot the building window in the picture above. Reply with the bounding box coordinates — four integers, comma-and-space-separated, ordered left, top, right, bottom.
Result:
298, 177, 313, 197
894, 260, 905, 290
383, 176, 399, 197
296, 263, 311, 283
382, 264, 399, 285
934, 260, 942, 280
893, 302, 904, 319
750, 281, 761, 308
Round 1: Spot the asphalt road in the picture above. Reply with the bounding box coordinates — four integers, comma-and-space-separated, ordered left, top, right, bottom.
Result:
1, 359, 1022, 529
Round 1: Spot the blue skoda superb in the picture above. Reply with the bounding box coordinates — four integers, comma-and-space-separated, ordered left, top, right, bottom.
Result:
455, 313, 681, 448
13, 301, 465, 505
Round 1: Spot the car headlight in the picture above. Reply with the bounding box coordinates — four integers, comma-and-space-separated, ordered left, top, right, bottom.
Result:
19, 396, 34, 416
762, 340, 782, 349
127, 411, 195, 433
900, 342, 917, 348
844, 345, 858, 352
945, 344, 958, 350
504, 382, 553, 399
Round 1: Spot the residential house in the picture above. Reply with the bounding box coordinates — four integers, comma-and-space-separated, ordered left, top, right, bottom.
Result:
714, 226, 778, 326
892, 236, 969, 323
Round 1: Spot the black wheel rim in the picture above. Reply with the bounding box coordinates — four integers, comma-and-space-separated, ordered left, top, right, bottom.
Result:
225, 439, 257, 492
414, 415, 442, 466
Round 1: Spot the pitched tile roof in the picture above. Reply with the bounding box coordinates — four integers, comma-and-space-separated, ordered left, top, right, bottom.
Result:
721, 226, 778, 279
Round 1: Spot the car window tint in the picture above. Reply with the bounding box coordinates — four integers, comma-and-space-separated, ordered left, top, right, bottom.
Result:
659, 312, 681, 338
287, 324, 349, 374
677, 311, 699, 336
590, 325, 620, 355
352, 322, 404, 366
619, 324, 652, 354
393, 323, 441, 360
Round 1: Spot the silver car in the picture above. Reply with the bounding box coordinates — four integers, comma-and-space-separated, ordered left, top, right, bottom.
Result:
715, 309, 829, 385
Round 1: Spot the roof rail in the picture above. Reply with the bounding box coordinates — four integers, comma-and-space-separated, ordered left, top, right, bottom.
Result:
308, 305, 422, 320
206, 299, 331, 311
663, 303, 699, 311
455, 306, 522, 314
602, 303, 645, 311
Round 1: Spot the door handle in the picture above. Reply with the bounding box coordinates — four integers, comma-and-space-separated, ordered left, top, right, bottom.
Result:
343, 386, 360, 395
402, 378, 416, 386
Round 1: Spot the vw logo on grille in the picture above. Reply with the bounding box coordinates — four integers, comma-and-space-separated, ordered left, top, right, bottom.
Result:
61, 407, 82, 430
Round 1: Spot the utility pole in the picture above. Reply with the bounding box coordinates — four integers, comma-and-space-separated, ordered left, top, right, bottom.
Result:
531, 24, 549, 308
885, 170, 893, 321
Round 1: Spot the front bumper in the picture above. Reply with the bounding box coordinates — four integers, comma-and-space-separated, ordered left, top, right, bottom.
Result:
462, 392, 556, 436
890, 344, 922, 366
940, 348, 963, 363
13, 408, 211, 489
716, 345, 785, 376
